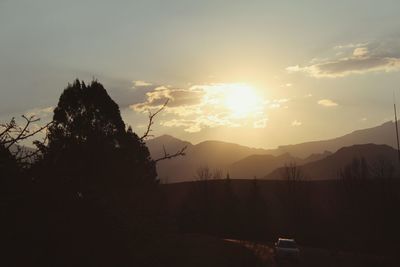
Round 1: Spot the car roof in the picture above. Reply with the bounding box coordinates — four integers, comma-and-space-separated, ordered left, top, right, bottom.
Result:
278, 238, 295, 242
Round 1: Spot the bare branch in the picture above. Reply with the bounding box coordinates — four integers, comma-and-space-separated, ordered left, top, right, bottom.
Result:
193, 165, 213, 182
135, 98, 187, 162
1, 115, 53, 166
140, 99, 169, 141
0, 118, 17, 140
154, 145, 187, 162
4, 116, 52, 149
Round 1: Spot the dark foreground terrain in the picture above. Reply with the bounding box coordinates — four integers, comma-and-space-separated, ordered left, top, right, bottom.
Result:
228, 240, 396, 267
162, 178, 400, 265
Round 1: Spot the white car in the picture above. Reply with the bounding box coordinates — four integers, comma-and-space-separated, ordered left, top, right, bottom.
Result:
274, 238, 300, 261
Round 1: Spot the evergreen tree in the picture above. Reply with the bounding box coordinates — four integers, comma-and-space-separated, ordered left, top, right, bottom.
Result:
37, 79, 157, 196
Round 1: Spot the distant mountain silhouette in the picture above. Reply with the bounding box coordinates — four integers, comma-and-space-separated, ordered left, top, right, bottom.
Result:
146, 135, 270, 182
146, 134, 193, 159
228, 151, 332, 179
304, 150, 333, 162
265, 144, 400, 180
147, 121, 400, 182
266, 121, 398, 158
228, 153, 300, 179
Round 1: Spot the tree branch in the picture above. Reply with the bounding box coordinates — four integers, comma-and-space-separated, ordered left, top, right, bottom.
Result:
154, 145, 187, 162
0, 115, 53, 165
136, 98, 187, 162
140, 99, 169, 141
3, 116, 52, 149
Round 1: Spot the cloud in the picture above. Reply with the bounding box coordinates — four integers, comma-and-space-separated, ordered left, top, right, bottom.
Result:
132, 80, 152, 87
132, 83, 268, 132
291, 120, 302, 126
131, 86, 205, 114
287, 40, 400, 78
25, 106, 54, 119
333, 43, 368, 50
269, 98, 289, 109
253, 118, 268, 128
318, 99, 338, 107
353, 47, 369, 57
280, 83, 292, 88
161, 114, 241, 133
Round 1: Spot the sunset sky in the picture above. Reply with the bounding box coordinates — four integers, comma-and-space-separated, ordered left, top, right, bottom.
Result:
1, 0, 400, 149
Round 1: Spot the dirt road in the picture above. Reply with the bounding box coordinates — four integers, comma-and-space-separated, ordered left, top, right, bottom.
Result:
224, 239, 394, 267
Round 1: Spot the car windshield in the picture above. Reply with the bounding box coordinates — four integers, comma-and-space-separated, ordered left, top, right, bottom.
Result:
278, 240, 297, 248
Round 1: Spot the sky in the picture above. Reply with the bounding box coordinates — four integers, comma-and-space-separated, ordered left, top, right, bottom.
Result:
1, 0, 400, 149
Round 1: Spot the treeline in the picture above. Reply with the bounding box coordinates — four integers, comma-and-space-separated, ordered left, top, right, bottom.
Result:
166, 162, 400, 253
178, 170, 270, 241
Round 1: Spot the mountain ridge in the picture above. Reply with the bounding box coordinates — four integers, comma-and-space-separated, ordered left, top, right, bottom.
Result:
146, 120, 399, 182
265, 143, 399, 180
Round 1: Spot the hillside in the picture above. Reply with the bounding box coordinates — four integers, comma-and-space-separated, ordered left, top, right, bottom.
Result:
228, 153, 300, 179
266, 144, 400, 180
146, 135, 270, 182
267, 121, 398, 158
228, 151, 332, 179
147, 121, 400, 182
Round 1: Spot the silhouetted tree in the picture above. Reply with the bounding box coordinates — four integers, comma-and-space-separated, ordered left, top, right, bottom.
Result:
194, 165, 213, 182
242, 178, 268, 240
1, 114, 50, 195
338, 157, 370, 196
0, 145, 19, 185
281, 162, 306, 190
218, 171, 239, 237
280, 162, 308, 237
370, 157, 394, 180
25, 80, 172, 266
0, 115, 49, 167
37, 79, 156, 196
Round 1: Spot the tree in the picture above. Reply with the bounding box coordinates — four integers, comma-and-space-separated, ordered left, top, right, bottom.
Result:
243, 178, 268, 240
280, 162, 308, 236
37, 79, 157, 195
0, 145, 19, 190
338, 157, 370, 193
0, 115, 49, 165
194, 166, 213, 182
281, 161, 305, 195
370, 157, 394, 180
1, 115, 49, 190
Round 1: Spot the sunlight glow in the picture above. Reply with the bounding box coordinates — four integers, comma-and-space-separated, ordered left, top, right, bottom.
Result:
221, 84, 262, 118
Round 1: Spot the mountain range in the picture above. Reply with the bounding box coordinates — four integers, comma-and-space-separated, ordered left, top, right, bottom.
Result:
265, 144, 399, 180
146, 120, 400, 182
265, 120, 398, 158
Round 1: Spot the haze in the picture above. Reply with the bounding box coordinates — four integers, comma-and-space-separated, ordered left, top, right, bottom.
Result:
1, 0, 400, 148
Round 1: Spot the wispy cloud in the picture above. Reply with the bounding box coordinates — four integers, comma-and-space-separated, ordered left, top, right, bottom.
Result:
132, 80, 152, 87
268, 98, 289, 109
318, 99, 338, 107
333, 43, 368, 50
291, 120, 302, 126
287, 40, 400, 78
253, 118, 268, 128
25, 106, 54, 118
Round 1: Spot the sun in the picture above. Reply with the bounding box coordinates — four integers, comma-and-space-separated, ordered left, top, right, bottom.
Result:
222, 84, 261, 118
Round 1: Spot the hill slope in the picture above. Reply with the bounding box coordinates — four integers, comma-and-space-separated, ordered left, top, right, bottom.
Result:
228, 151, 332, 179
146, 121, 399, 182
146, 135, 270, 182
266, 144, 399, 180
267, 121, 398, 158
